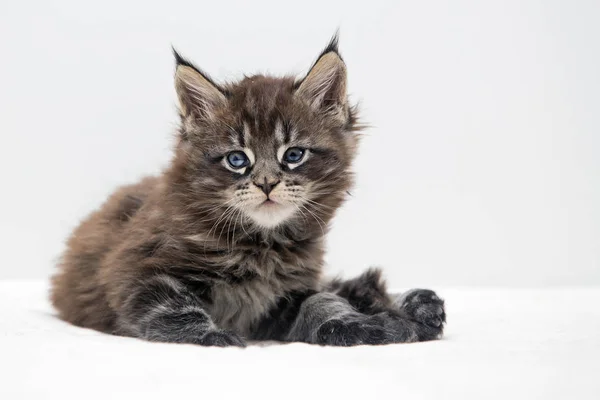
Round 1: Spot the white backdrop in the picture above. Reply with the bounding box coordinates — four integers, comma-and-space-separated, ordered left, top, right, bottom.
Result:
0, 1, 598, 286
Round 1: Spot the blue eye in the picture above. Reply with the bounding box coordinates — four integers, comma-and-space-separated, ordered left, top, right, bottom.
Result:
226, 151, 249, 169
283, 147, 305, 164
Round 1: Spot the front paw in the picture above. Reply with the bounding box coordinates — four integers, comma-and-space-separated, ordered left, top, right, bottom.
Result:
316, 318, 389, 346
199, 330, 246, 347
395, 289, 446, 329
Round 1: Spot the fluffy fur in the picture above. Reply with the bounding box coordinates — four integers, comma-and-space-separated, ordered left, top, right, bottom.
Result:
51, 36, 446, 346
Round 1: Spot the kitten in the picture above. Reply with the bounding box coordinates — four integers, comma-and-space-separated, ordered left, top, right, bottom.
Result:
50, 36, 446, 346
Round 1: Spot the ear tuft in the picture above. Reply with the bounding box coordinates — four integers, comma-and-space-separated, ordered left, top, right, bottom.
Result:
172, 48, 227, 121
319, 31, 341, 61
296, 33, 347, 114
172, 47, 190, 68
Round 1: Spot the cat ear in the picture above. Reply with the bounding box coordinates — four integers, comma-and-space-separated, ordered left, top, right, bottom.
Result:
173, 48, 227, 121
296, 35, 347, 113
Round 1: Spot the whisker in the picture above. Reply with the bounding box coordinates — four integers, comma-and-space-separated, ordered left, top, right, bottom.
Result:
301, 204, 326, 236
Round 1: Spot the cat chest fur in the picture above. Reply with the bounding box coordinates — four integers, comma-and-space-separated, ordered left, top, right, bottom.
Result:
205, 242, 322, 335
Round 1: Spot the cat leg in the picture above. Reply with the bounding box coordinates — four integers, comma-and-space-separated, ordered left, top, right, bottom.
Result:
117, 274, 246, 347
327, 268, 446, 341
271, 291, 438, 346
285, 292, 391, 345
326, 268, 394, 314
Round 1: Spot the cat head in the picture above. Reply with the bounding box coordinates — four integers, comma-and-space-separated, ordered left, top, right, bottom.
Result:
168, 36, 361, 234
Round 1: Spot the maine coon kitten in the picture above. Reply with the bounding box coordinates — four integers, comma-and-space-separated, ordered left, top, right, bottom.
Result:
51, 37, 446, 346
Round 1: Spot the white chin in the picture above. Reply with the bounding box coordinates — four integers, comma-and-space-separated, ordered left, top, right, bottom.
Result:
246, 204, 296, 229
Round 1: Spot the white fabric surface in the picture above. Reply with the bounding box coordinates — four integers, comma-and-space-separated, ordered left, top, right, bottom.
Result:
1, 282, 599, 400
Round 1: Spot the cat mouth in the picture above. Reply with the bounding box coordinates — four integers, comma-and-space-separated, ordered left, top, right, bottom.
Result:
246, 199, 296, 228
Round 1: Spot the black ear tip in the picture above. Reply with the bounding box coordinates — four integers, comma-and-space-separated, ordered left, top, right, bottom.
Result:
318, 30, 342, 61
327, 30, 340, 53
171, 47, 204, 75
172, 46, 199, 71
172, 46, 187, 67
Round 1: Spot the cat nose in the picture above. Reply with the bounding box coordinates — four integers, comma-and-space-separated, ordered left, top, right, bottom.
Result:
253, 177, 280, 196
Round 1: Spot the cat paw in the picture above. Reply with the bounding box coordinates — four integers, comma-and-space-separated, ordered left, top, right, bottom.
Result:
315, 318, 390, 346
395, 289, 446, 330
199, 330, 246, 347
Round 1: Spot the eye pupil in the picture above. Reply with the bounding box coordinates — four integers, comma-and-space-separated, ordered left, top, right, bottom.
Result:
227, 151, 249, 169
284, 147, 305, 163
